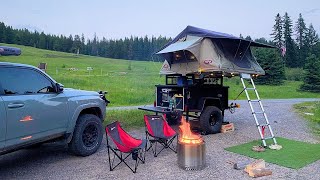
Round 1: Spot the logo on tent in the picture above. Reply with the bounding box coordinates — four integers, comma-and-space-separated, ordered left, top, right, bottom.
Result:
162, 64, 170, 70
204, 60, 213, 64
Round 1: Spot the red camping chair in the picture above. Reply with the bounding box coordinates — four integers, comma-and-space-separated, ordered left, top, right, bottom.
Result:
105, 121, 146, 173
144, 115, 177, 157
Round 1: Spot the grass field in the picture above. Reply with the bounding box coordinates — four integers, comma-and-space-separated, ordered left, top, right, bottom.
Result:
294, 102, 320, 136
225, 137, 320, 169
1, 43, 319, 107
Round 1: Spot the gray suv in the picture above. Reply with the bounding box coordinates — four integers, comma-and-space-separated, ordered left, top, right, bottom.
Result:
0, 62, 109, 156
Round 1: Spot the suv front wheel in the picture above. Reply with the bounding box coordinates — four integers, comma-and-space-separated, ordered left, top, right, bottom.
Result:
69, 114, 103, 156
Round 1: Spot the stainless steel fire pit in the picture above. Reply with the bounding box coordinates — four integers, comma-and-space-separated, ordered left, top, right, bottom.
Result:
177, 140, 206, 170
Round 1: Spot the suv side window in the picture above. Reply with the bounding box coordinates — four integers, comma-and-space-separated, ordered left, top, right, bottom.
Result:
0, 67, 55, 95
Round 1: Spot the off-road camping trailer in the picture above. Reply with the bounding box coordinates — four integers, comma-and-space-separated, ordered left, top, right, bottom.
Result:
140, 26, 278, 146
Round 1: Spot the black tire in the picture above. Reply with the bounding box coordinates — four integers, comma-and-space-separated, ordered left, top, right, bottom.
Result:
68, 114, 103, 156
199, 106, 223, 134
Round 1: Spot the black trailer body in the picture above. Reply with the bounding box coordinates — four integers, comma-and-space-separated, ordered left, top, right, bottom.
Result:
153, 74, 229, 134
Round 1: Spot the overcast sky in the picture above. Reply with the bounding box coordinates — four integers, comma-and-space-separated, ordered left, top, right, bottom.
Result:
1, 0, 319, 40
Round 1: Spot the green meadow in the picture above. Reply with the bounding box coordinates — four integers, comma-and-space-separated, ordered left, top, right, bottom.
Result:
294, 101, 320, 136
1, 43, 319, 107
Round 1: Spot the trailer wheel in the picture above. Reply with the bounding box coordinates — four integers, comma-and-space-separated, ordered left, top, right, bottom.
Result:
199, 106, 223, 134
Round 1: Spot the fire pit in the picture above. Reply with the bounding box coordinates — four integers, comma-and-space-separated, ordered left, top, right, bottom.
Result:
177, 117, 206, 170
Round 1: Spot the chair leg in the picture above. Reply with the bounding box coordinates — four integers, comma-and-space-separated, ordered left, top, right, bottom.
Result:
107, 146, 113, 171
146, 132, 153, 152
153, 141, 157, 157
139, 148, 146, 163
167, 135, 177, 153
147, 136, 178, 157
108, 149, 124, 171
108, 147, 147, 173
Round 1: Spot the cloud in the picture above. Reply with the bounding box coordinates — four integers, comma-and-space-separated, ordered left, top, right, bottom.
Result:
303, 8, 320, 15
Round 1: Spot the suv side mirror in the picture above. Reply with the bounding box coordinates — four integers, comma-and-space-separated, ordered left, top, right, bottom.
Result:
56, 83, 64, 92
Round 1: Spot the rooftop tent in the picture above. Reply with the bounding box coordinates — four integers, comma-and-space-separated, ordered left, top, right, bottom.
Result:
157, 26, 275, 75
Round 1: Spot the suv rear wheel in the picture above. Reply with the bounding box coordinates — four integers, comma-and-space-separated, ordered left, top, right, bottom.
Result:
69, 114, 103, 156
199, 106, 223, 134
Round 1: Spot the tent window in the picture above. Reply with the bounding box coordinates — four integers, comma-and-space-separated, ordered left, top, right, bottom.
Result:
172, 50, 197, 63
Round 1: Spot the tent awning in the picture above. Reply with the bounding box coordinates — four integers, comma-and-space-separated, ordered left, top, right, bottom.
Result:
156, 36, 202, 54
158, 26, 275, 52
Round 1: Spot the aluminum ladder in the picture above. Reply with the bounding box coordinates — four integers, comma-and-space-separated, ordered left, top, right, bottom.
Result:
240, 73, 277, 147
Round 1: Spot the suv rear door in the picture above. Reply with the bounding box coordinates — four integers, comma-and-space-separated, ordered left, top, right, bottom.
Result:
0, 66, 68, 147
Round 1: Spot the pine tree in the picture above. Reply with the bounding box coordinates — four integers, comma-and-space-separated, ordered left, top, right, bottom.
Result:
300, 54, 320, 92
39, 32, 47, 49
253, 48, 285, 85
245, 36, 252, 41
282, 12, 297, 67
91, 33, 98, 56
305, 24, 319, 55
72, 34, 81, 54
271, 13, 283, 48
5, 26, 15, 44
0, 22, 6, 42
295, 13, 308, 67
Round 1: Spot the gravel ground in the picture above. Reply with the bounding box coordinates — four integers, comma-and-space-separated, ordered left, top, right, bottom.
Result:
0, 99, 319, 180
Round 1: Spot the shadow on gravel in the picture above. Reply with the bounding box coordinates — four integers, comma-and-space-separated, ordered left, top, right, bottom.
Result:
0, 143, 71, 173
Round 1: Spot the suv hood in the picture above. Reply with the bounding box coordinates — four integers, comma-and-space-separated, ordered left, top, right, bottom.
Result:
63, 88, 100, 97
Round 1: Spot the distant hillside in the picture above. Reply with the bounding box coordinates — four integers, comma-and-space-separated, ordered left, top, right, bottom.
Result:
0, 21, 170, 61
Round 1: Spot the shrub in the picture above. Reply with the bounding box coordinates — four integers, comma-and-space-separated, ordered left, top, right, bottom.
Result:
285, 68, 304, 81
300, 54, 320, 92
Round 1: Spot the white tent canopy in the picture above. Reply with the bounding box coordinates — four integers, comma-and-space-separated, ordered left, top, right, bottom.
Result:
158, 35, 265, 76
156, 25, 273, 76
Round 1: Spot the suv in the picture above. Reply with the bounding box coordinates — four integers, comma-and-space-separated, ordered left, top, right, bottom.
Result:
0, 62, 109, 156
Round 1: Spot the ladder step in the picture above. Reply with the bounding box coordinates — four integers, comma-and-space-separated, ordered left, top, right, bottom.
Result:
246, 88, 255, 90
240, 73, 251, 79
249, 100, 260, 102
252, 111, 264, 114
257, 123, 269, 127
262, 136, 274, 140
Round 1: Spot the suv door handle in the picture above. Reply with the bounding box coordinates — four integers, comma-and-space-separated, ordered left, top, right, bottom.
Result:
8, 103, 25, 108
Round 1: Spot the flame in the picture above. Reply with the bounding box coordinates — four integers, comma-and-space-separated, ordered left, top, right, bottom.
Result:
179, 116, 203, 144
